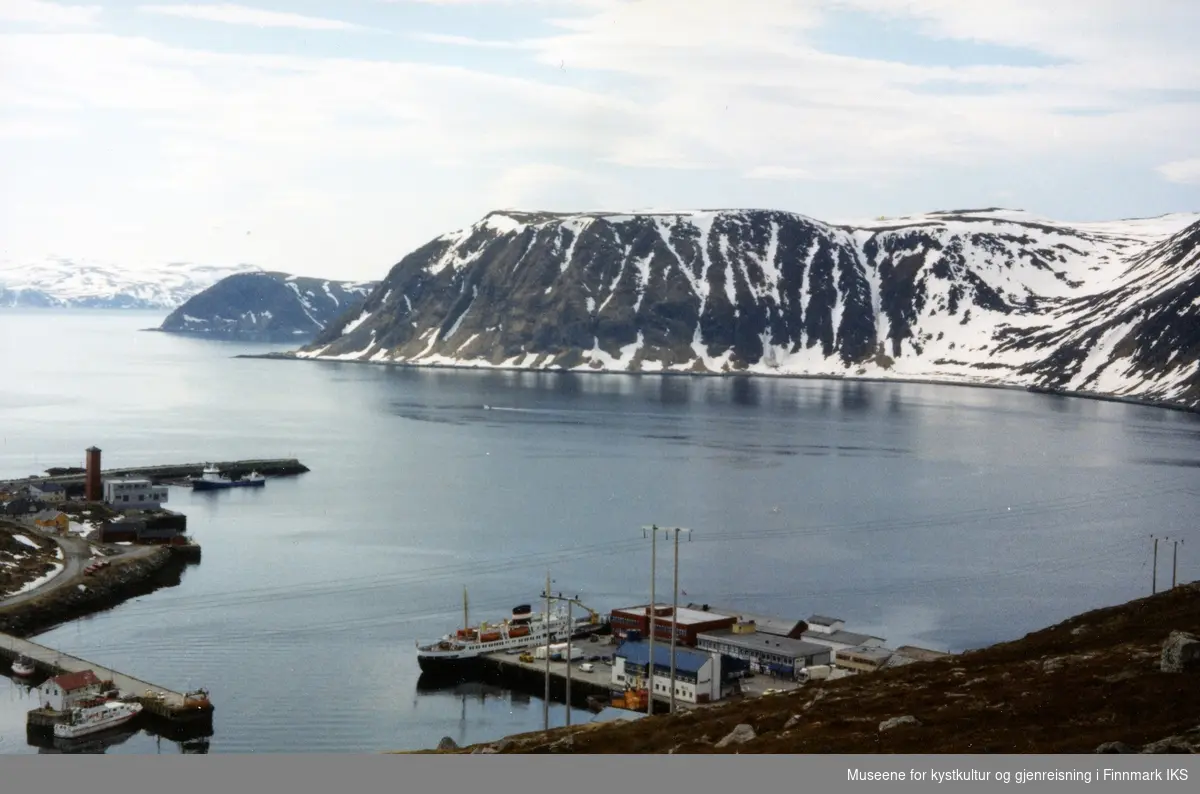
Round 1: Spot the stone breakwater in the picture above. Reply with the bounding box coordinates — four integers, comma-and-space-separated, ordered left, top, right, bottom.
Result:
0, 547, 188, 638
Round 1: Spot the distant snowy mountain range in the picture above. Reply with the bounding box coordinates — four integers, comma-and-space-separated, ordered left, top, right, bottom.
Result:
0, 258, 258, 309
288, 207, 1200, 410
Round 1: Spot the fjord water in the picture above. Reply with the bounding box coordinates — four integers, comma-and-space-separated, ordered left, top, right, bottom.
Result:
1, 310, 1197, 754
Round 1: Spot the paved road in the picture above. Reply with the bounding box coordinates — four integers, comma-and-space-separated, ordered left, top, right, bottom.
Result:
0, 523, 154, 609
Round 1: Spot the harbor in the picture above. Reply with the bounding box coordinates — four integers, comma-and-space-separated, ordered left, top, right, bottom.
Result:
1, 633, 213, 731
417, 592, 955, 724
4, 457, 309, 491
0, 445, 309, 750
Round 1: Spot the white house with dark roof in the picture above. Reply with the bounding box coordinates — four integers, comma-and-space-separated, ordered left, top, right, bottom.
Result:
27, 482, 66, 505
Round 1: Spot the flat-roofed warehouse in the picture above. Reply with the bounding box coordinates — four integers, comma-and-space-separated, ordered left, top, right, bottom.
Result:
695, 627, 833, 678
609, 604, 736, 646
684, 603, 808, 639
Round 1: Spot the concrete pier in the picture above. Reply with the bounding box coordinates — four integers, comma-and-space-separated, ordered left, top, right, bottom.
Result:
9, 458, 309, 487
0, 633, 213, 726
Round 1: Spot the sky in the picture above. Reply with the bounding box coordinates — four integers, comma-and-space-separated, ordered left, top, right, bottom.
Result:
1, 0, 1199, 281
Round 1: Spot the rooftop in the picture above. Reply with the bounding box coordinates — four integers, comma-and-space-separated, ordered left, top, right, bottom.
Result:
802, 629, 885, 646
697, 629, 832, 660
612, 604, 735, 627
807, 615, 844, 626
616, 640, 711, 674
50, 669, 101, 691
685, 603, 805, 637
31, 482, 65, 492
837, 645, 895, 663
893, 645, 952, 662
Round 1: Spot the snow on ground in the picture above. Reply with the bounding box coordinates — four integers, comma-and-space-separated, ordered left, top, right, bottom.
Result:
11, 534, 38, 549
67, 520, 100, 537
55, 546, 63, 560
4, 562, 64, 597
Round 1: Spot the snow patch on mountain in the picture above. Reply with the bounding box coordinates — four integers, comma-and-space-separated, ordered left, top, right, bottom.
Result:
292, 207, 1200, 410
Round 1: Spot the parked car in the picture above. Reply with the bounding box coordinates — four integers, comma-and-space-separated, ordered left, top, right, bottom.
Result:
578, 663, 595, 673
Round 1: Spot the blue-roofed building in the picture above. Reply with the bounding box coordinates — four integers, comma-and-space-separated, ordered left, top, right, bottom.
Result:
611, 640, 738, 704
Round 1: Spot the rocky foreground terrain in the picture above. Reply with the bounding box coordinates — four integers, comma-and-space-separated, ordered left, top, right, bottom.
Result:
0, 526, 61, 598
415, 582, 1200, 754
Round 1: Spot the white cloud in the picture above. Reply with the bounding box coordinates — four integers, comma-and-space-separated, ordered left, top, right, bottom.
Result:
1, 1, 1198, 279
0, 0, 101, 27
138, 4, 367, 31
1157, 158, 1200, 185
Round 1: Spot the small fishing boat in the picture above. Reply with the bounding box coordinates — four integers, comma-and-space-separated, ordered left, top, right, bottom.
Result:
11, 654, 36, 678
191, 463, 266, 491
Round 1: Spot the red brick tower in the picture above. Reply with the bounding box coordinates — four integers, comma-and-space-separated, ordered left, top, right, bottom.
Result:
85, 446, 102, 502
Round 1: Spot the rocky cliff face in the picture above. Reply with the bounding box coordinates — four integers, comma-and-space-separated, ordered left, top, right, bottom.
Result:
295, 208, 1200, 409
159, 271, 376, 342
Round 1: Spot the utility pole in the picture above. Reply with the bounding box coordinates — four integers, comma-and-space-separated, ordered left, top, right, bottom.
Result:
669, 527, 692, 714
643, 525, 658, 716
540, 590, 590, 727
543, 570, 551, 731
643, 525, 691, 714
565, 599, 573, 727
1173, 539, 1182, 589
1152, 536, 1159, 594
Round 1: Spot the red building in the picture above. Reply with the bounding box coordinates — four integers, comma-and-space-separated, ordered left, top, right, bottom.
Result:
609, 604, 737, 647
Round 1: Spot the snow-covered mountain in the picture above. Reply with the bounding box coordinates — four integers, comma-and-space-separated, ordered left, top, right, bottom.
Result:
158, 271, 377, 342
292, 208, 1200, 410
0, 258, 257, 309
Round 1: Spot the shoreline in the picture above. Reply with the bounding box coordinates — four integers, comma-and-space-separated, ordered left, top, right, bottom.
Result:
237, 351, 1200, 418
0, 541, 193, 639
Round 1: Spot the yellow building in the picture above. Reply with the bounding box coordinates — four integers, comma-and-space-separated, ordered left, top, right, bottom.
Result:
33, 510, 70, 534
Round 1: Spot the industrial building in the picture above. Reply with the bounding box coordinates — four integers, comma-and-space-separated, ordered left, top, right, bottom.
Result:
103, 477, 168, 510
609, 604, 737, 646
833, 645, 895, 673
684, 604, 808, 639
611, 640, 743, 704
98, 510, 189, 545
695, 626, 833, 679
801, 627, 886, 652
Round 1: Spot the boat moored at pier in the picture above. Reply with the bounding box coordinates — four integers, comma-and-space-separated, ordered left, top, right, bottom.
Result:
416, 590, 601, 675
191, 463, 266, 491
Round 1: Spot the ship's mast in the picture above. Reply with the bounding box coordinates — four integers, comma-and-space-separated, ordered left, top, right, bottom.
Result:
463, 586, 469, 631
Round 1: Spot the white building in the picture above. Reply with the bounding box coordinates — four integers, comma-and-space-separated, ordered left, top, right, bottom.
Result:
103, 477, 168, 510
804, 615, 846, 634
27, 482, 66, 504
611, 641, 722, 704
696, 628, 833, 678
36, 669, 103, 712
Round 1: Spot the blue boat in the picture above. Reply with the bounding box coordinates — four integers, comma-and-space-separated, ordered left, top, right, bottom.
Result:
191, 463, 266, 491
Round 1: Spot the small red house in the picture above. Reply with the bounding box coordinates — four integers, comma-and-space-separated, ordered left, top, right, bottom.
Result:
36, 669, 103, 711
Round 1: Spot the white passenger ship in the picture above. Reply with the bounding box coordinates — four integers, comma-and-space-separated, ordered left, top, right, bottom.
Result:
416, 589, 599, 675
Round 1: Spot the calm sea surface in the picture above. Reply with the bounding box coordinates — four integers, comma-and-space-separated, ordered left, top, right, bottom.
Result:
1, 310, 1197, 753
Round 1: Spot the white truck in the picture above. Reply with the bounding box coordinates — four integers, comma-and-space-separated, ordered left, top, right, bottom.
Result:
796, 664, 833, 683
